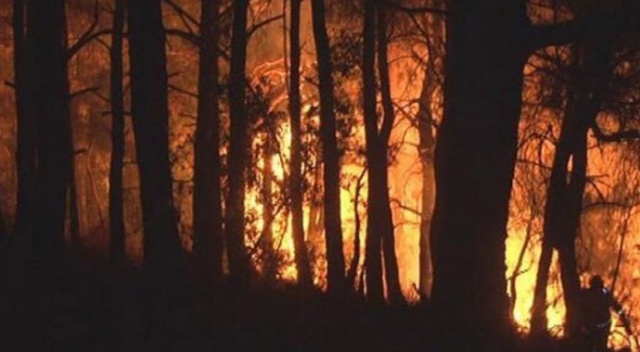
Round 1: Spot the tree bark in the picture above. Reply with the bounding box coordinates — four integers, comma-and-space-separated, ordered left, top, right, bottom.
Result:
376, 4, 403, 305
193, 0, 224, 288
362, 1, 403, 305
0, 193, 6, 244
288, 0, 313, 288
430, 0, 529, 331
362, 0, 383, 304
26, 0, 71, 282
226, 0, 252, 288
127, 0, 186, 307
109, 0, 126, 269
530, 240, 553, 335
536, 38, 612, 336
261, 134, 276, 280
310, 0, 346, 295
13, 0, 36, 244
417, 11, 442, 299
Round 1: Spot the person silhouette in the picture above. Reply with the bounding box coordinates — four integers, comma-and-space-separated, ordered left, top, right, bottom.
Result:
581, 275, 631, 352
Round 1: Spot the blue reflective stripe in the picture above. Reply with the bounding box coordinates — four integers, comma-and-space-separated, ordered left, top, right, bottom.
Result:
596, 320, 611, 329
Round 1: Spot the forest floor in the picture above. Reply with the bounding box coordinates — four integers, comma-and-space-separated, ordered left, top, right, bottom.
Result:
0, 256, 630, 352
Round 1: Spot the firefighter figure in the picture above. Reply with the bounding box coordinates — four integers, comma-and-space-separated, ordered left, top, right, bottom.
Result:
581, 275, 632, 352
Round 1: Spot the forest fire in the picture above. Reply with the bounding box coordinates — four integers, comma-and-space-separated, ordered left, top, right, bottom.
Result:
1, 0, 640, 350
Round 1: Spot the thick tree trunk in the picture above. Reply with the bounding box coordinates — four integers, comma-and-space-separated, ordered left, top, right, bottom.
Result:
0, 194, 6, 244
226, 0, 252, 288
310, 0, 346, 295
528, 4, 622, 336
430, 0, 529, 331
193, 0, 224, 288
539, 40, 611, 336
26, 0, 71, 282
288, 0, 313, 288
109, 0, 126, 269
13, 0, 36, 244
127, 0, 186, 310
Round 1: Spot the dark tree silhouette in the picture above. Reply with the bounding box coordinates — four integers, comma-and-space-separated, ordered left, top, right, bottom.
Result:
226, 0, 252, 288
127, 0, 186, 304
430, 0, 532, 330
193, 0, 224, 288
363, 1, 403, 305
0, 193, 5, 244
288, 0, 313, 289
532, 27, 615, 336
376, 4, 403, 305
417, 9, 443, 298
12, 0, 36, 243
26, 0, 71, 281
362, 0, 383, 303
109, 0, 126, 268
311, 0, 346, 295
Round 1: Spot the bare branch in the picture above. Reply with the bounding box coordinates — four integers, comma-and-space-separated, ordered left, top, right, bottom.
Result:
248, 14, 285, 38
67, 1, 111, 60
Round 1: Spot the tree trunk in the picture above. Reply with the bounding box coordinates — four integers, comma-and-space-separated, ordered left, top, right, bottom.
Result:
13, 0, 36, 244
310, 0, 346, 295
109, 0, 126, 269
363, 1, 403, 305
362, 0, 383, 304
288, 0, 313, 288
0, 193, 6, 244
68, 156, 81, 251
430, 0, 529, 331
417, 12, 442, 299
226, 0, 252, 288
376, 4, 403, 305
127, 0, 186, 314
261, 135, 276, 280
26, 0, 71, 282
530, 240, 553, 335
193, 0, 224, 288
539, 39, 612, 336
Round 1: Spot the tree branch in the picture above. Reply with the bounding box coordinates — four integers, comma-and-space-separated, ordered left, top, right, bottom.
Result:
248, 14, 285, 38
67, 1, 111, 60
385, 1, 448, 16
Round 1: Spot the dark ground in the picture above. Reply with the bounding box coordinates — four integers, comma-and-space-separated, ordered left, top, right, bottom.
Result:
0, 254, 630, 352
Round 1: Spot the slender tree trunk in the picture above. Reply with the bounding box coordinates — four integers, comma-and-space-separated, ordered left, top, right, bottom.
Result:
417, 13, 442, 299
376, 4, 403, 305
417, 81, 436, 298
127, 0, 186, 318
261, 136, 276, 280
193, 0, 224, 288
362, 0, 383, 304
109, 0, 126, 269
530, 240, 553, 335
363, 2, 403, 305
430, 0, 529, 331
288, 0, 313, 288
541, 39, 611, 336
310, 0, 346, 295
13, 0, 36, 244
26, 0, 71, 282
226, 0, 252, 288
